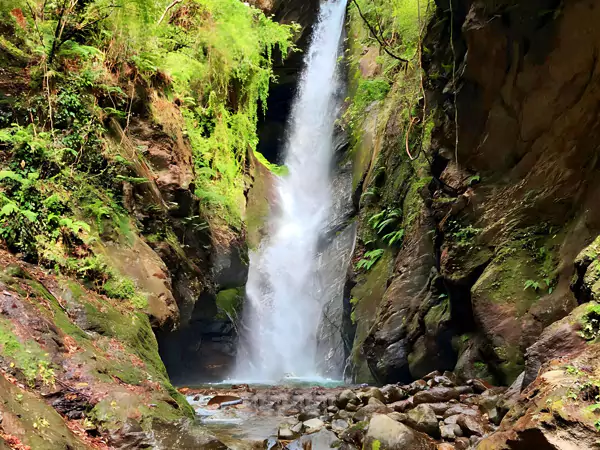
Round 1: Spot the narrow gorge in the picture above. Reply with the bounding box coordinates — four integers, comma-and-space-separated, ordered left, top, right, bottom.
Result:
0, 0, 599, 449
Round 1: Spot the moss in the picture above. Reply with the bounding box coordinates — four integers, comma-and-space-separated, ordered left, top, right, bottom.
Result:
0, 318, 54, 386
350, 251, 393, 382
215, 287, 243, 320
424, 298, 450, 334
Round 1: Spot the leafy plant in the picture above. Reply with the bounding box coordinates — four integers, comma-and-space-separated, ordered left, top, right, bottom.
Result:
356, 249, 384, 271
524, 279, 541, 291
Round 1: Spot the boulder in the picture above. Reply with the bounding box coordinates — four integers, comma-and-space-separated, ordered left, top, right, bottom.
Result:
298, 409, 319, 422
406, 404, 440, 438
406, 380, 428, 394
285, 429, 338, 450
443, 405, 479, 419
331, 419, 349, 434
387, 412, 408, 423
440, 424, 463, 441
413, 387, 460, 405
278, 427, 297, 440
456, 415, 487, 437
381, 385, 406, 403
303, 418, 325, 434
352, 402, 391, 422
336, 390, 359, 409
358, 387, 386, 405
389, 397, 414, 412
363, 414, 436, 450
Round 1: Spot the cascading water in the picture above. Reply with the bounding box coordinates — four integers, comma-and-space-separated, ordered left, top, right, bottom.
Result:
234, 0, 348, 382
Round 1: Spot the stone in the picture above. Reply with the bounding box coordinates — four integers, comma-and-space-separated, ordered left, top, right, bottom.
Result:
339, 421, 369, 448
432, 375, 454, 387
389, 397, 414, 412
336, 390, 359, 409
381, 384, 406, 403
443, 405, 479, 418
331, 419, 349, 434
278, 427, 297, 440
456, 415, 487, 437
303, 418, 325, 434
440, 424, 463, 441
367, 397, 386, 407
387, 412, 408, 423
345, 402, 359, 412
421, 402, 452, 415
334, 409, 352, 420
437, 444, 455, 450
291, 422, 303, 435
454, 437, 469, 450
286, 429, 338, 450
358, 387, 386, 405
413, 387, 460, 405
467, 379, 491, 394
424, 371, 442, 381
406, 380, 428, 394
298, 409, 319, 422
364, 414, 436, 450
407, 404, 440, 438
327, 405, 339, 414
352, 402, 390, 422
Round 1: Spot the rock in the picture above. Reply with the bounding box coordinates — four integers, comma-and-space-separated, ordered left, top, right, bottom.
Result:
477, 392, 502, 425
291, 422, 303, 435
278, 427, 297, 440
423, 370, 442, 381
285, 429, 338, 450
421, 402, 452, 415
406, 404, 440, 438
298, 409, 319, 422
456, 415, 487, 437
358, 387, 386, 405
327, 405, 339, 414
303, 418, 325, 434
454, 437, 469, 450
339, 421, 369, 447
331, 419, 349, 434
381, 384, 406, 403
413, 387, 460, 405
469, 435, 482, 447
334, 409, 352, 420
387, 412, 408, 423
432, 375, 454, 387
336, 390, 359, 409
440, 424, 463, 440
443, 405, 479, 418
437, 444, 455, 450
498, 371, 524, 412
352, 402, 391, 422
444, 415, 460, 425
389, 397, 414, 412
345, 402, 359, 412
467, 379, 491, 394
363, 414, 436, 450
406, 380, 428, 394
367, 397, 386, 407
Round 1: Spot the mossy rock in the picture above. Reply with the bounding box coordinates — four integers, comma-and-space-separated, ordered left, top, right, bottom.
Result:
0, 374, 87, 449
215, 287, 244, 320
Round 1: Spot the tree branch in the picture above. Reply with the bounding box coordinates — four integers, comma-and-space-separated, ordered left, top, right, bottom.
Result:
157, 0, 183, 25
350, 0, 409, 65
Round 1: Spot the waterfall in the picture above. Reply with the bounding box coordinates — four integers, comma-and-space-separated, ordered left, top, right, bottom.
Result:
233, 0, 348, 382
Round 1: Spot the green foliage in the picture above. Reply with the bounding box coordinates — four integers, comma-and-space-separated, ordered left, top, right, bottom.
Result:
345, 78, 390, 129
580, 303, 600, 341
356, 249, 384, 271
447, 221, 482, 249
368, 208, 405, 248
523, 279, 541, 291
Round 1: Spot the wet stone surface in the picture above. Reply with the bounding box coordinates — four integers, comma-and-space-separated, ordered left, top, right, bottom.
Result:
181, 372, 508, 449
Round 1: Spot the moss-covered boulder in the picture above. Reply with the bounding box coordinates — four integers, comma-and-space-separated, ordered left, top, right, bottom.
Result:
0, 251, 198, 448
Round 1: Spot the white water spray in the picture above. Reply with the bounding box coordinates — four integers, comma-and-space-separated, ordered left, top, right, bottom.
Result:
234, 0, 348, 382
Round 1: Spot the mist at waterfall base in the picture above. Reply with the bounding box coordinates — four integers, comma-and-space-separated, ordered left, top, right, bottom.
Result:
230, 0, 348, 385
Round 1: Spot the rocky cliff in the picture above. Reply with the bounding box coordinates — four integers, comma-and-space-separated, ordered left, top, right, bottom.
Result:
345, 0, 600, 446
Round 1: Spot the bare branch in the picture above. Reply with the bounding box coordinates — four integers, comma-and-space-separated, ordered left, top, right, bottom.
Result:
157, 0, 183, 25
